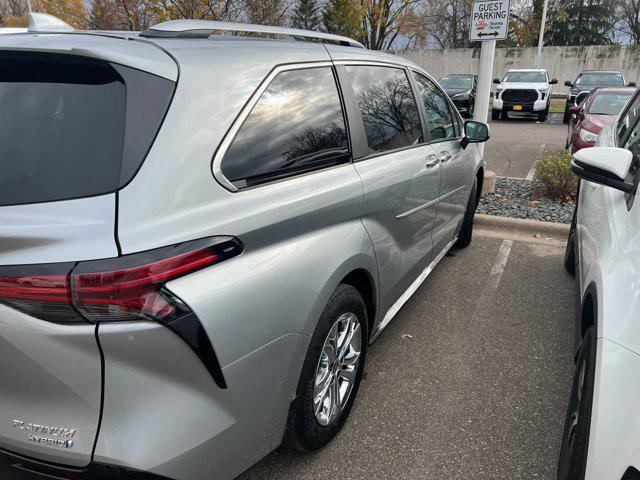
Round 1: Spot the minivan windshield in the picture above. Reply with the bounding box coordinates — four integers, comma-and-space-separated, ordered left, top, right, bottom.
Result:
503, 71, 547, 83
439, 76, 473, 90
577, 73, 624, 87
0, 51, 174, 206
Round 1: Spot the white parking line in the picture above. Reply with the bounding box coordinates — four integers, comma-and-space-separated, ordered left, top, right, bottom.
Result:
525, 143, 546, 181
485, 239, 514, 297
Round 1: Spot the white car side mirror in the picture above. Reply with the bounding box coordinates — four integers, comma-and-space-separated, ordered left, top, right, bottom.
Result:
571, 147, 635, 193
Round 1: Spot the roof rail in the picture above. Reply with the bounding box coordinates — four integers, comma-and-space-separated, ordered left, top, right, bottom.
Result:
140, 20, 365, 49
28, 12, 74, 33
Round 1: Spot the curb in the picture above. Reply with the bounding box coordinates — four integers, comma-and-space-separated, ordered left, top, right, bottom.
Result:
475, 213, 570, 236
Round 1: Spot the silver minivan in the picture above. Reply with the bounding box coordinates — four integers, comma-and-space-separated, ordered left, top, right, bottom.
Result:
0, 13, 489, 480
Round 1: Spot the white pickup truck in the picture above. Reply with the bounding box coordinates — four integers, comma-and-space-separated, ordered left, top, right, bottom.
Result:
492, 68, 558, 122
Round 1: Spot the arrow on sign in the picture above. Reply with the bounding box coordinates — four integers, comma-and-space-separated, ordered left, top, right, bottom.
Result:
478, 31, 499, 37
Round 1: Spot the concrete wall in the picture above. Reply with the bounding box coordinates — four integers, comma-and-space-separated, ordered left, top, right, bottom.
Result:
395, 45, 640, 94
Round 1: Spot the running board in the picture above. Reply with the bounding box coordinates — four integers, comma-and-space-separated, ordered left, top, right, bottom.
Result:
369, 236, 458, 343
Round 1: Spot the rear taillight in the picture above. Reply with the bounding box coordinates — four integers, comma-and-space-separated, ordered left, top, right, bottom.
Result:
0, 237, 242, 324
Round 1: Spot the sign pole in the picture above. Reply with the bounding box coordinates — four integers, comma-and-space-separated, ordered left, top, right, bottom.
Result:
470, 0, 509, 156
534, 0, 549, 68
473, 39, 496, 157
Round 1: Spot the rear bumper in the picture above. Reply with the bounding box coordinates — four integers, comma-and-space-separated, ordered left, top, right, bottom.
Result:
0, 447, 172, 480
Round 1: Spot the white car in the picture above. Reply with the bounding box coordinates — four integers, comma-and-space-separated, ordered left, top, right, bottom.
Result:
0, 28, 27, 34
560, 90, 640, 480
492, 68, 558, 122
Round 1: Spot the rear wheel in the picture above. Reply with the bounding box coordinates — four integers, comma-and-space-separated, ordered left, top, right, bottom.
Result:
557, 326, 596, 480
288, 284, 367, 451
455, 176, 478, 249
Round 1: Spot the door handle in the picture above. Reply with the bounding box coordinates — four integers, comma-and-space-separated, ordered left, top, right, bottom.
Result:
440, 151, 452, 163
425, 154, 439, 168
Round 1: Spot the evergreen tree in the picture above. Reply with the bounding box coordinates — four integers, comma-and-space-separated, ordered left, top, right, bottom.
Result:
291, 0, 320, 30
322, 0, 363, 40
546, 0, 617, 45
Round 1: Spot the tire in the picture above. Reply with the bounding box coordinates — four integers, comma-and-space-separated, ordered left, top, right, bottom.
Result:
538, 107, 549, 122
287, 284, 368, 451
557, 326, 596, 480
455, 176, 478, 249
491, 108, 501, 121
564, 207, 577, 275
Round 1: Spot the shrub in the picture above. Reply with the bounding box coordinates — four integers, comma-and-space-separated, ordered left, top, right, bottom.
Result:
532, 149, 577, 202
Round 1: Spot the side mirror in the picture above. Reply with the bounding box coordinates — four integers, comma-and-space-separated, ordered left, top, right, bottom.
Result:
461, 120, 490, 149
549, 78, 558, 85
629, 81, 637, 87
493, 78, 501, 84
569, 105, 582, 115
571, 147, 635, 193
564, 80, 573, 87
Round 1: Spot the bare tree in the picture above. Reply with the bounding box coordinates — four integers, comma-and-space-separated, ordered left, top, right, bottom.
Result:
243, 0, 292, 25
617, 0, 640, 44
412, 0, 474, 49
361, 0, 421, 50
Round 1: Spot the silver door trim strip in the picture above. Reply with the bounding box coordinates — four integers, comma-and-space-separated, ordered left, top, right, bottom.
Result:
395, 185, 465, 219
369, 235, 458, 343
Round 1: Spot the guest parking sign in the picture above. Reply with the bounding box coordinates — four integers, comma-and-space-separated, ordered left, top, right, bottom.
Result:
470, 0, 510, 41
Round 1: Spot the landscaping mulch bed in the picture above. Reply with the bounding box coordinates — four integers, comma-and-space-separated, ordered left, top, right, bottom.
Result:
478, 177, 574, 224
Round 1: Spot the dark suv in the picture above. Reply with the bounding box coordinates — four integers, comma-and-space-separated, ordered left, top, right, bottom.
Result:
439, 74, 477, 118
563, 70, 635, 123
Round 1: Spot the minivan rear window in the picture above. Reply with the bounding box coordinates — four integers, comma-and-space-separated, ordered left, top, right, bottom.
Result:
0, 51, 175, 206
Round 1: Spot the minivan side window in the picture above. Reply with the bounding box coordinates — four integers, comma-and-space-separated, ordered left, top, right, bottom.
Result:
413, 73, 458, 141
345, 65, 423, 153
221, 67, 350, 189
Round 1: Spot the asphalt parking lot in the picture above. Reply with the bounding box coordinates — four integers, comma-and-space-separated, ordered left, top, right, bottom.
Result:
485, 112, 568, 179
241, 226, 574, 480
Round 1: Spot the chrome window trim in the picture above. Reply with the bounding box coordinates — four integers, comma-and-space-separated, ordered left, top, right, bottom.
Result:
211, 61, 335, 192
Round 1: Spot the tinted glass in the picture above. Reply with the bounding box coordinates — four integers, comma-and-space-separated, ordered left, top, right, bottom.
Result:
503, 71, 547, 83
345, 66, 422, 153
587, 92, 633, 116
0, 51, 174, 206
622, 110, 640, 203
618, 91, 640, 143
414, 73, 457, 141
221, 67, 349, 188
439, 76, 473, 90
577, 73, 625, 87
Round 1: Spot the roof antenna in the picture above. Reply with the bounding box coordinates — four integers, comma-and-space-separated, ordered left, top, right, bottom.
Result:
27, 12, 74, 32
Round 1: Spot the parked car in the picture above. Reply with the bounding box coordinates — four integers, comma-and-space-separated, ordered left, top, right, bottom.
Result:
566, 87, 635, 153
561, 88, 640, 480
492, 68, 558, 122
563, 70, 635, 124
439, 74, 477, 118
0, 13, 489, 480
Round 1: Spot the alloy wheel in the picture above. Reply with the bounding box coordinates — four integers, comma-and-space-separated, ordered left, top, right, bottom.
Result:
313, 312, 362, 426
